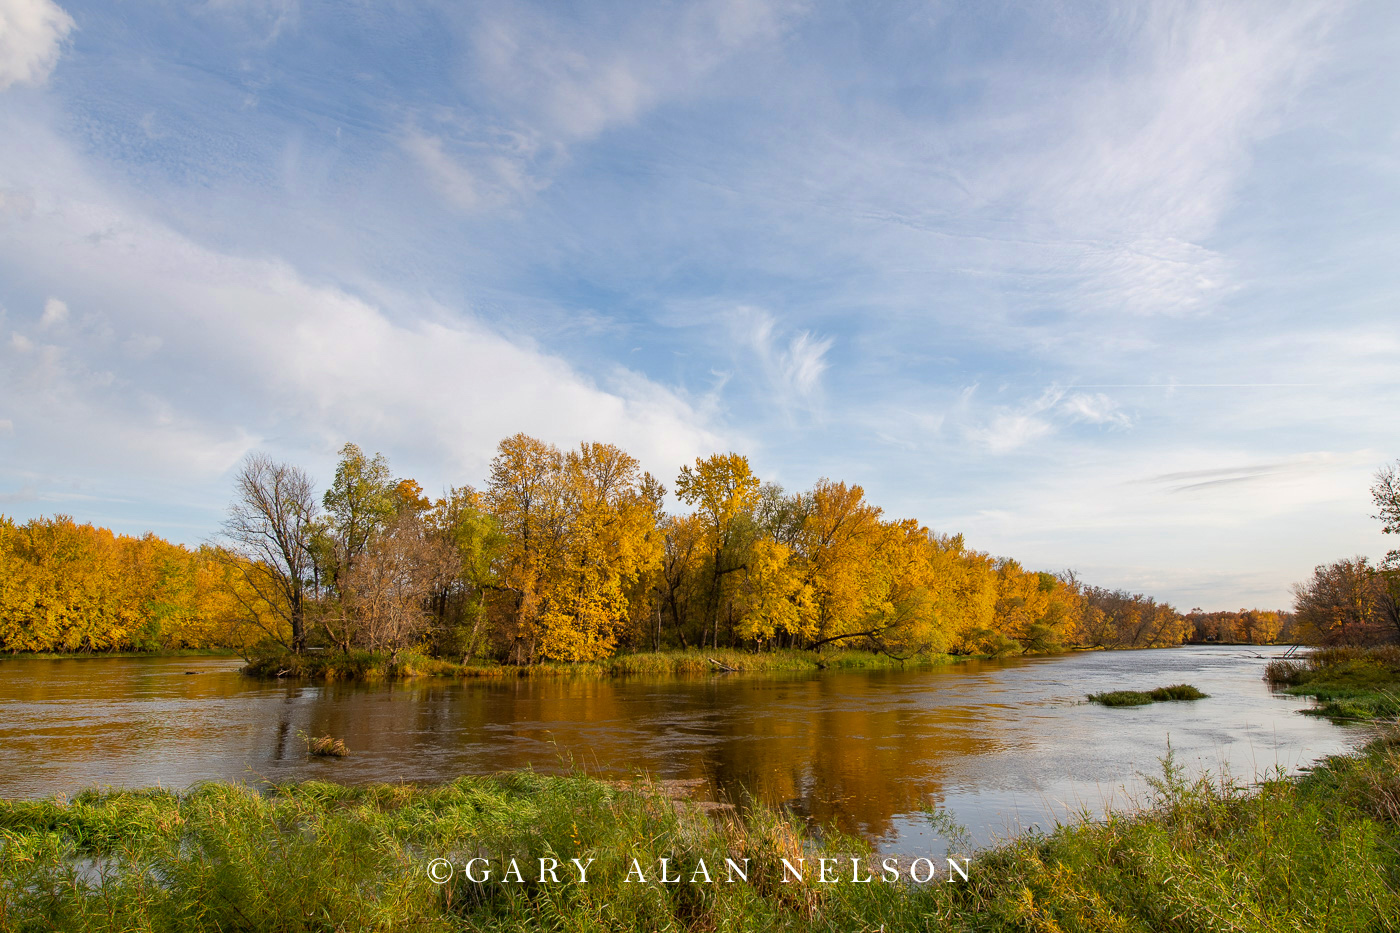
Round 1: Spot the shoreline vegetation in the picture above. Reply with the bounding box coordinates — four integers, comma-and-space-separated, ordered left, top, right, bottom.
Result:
1266, 645, 1400, 721
3, 726, 1398, 930
241, 646, 966, 681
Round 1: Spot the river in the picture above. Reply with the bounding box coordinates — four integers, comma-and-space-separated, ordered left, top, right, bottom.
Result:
0, 645, 1357, 851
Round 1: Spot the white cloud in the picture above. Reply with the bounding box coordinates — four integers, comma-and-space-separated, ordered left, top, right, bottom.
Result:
0, 114, 728, 492
39, 295, 65, 327
960, 386, 1132, 452
968, 412, 1053, 454
0, 0, 74, 90
1059, 392, 1131, 428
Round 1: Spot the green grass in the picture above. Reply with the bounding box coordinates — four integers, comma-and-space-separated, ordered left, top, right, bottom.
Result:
1265, 645, 1400, 721
1087, 683, 1209, 706
3, 732, 1400, 932
242, 647, 961, 682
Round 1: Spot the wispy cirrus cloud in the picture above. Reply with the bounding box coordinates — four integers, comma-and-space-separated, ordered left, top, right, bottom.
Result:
961, 386, 1132, 453
404, 0, 805, 211
732, 307, 833, 413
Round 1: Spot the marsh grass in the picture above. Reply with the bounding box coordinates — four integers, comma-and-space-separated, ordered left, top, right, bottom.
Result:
4, 738, 1400, 933
243, 647, 956, 682
301, 733, 349, 757
1087, 684, 1208, 706
1265, 646, 1400, 721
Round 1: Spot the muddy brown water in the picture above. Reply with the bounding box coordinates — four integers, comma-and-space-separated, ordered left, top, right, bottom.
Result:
0, 645, 1357, 851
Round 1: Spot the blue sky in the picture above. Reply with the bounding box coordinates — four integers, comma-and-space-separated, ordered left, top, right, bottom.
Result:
1, 0, 1397, 609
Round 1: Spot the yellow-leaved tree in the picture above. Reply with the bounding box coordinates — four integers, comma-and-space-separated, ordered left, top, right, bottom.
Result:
675, 452, 761, 648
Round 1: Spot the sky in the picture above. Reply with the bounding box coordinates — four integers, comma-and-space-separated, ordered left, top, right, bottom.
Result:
1, 0, 1397, 610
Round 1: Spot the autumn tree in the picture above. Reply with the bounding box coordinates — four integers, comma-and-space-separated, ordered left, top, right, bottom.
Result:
675, 452, 761, 647
221, 454, 318, 652
338, 510, 458, 658
426, 486, 504, 659
1293, 557, 1391, 645
485, 434, 564, 663
532, 442, 665, 660
656, 513, 705, 649
797, 479, 884, 646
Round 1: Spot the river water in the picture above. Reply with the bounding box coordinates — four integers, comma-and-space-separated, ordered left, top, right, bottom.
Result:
0, 646, 1358, 851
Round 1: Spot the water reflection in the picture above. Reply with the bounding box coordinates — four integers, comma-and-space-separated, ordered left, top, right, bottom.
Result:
0, 647, 1359, 849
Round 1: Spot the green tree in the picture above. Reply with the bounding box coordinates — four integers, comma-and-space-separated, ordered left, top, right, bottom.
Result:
322, 443, 396, 587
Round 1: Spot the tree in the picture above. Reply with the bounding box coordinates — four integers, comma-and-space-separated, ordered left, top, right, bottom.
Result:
798, 479, 884, 645
675, 452, 761, 647
221, 454, 318, 652
426, 486, 504, 660
1292, 557, 1388, 646
534, 442, 664, 661
485, 434, 563, 663
321, 443, 396, 587
1373, 461, 1400, 566
340, 511, 458, 658
1370, 461, 1400, 641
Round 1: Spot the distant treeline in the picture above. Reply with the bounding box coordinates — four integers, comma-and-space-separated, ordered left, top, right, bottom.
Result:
0, 517, 264, 652
1184, 609, 1292, 645
4, 436, 1207, 659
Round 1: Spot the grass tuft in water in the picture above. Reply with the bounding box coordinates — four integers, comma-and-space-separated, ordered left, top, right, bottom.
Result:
302, 733, 350, 757
1087, 683, 1208, 706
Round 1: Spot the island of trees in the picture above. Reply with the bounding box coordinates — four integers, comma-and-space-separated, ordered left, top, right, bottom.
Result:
5, 438, 1393, 668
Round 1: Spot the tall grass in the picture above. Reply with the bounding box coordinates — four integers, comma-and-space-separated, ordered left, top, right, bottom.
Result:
1264, 645, 1400, 720
243, 647, 957, 682
4, 735, 1400, 932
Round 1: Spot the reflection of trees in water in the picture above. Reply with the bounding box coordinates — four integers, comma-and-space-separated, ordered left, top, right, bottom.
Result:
274, 667, 1022, 844
4, 656, 1159, 847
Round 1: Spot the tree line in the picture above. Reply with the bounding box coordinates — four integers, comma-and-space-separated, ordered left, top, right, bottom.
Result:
209, 435, 1196, 662
0, 516, 263, 652
3, 435, 1209, 658
1287, 461, 1400, 646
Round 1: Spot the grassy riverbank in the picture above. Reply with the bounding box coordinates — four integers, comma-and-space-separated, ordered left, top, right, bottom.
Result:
1265, 645, 1400, 720
4, 729, 1400, 932
242, 647, 961, 681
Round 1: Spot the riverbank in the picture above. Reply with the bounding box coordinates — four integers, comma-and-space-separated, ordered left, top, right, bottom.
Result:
1265, 645, 1400, 720
241, 646, 965, 681
2, 725, 1397, 932
0, 647, 243, 661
